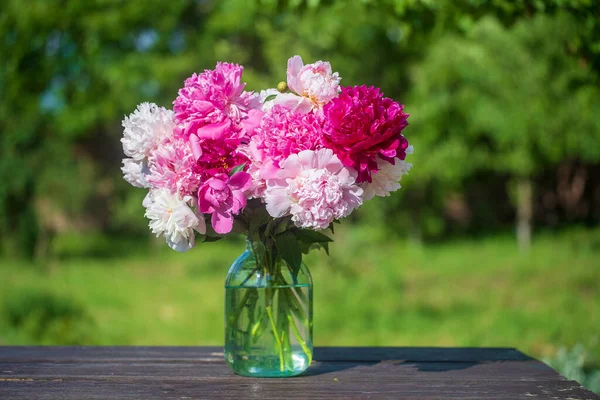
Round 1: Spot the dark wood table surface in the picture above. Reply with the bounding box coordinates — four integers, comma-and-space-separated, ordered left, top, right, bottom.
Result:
0, 346, 598, 399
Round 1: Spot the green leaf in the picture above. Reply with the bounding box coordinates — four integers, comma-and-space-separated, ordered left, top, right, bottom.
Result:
263, 94, 277, 103
275, 230, 302, 275
317, 242, 330, 256
229, 163, 246, 176
247, 208, 271, 239
274, 219, 290, 235
298, 240, 311, 255
294, 229, 333, 244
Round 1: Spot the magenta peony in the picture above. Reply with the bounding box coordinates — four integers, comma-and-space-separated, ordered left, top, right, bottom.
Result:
173, 62, 259, 142
322, 85, 409, 183
198, 172, 252, 234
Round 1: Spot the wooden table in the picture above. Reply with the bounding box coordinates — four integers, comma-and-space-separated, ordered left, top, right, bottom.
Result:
0, 346, 598, 399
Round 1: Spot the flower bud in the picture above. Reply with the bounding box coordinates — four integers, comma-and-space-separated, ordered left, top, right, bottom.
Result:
277, 81, 288, 93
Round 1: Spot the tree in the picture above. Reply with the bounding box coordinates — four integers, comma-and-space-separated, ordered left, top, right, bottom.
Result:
409, 13, 600, 249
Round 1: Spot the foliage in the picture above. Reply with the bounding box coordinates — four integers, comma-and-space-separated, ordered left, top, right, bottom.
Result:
545, 344, 600, 394
1, 289, 96, 345
410, 13, 600, 180
1, 0, 599, 252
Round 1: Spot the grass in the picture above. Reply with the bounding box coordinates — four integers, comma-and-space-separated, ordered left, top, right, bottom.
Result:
1, 225, 599, 368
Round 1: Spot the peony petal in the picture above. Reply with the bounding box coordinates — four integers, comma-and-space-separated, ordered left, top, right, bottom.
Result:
167, 236, 194, 252
193, 211, 207, 235
142, 191, 153, 208
212, 210, 233, 234
297, 149, 316, 169
189, 134, 203, 161
241, 109, 264, 136
208, 177, 228, 190
230, 189, 247, 214
274, 93, 302, 110
315, 148, 335, 169
286, 55, 304, 94
228, 171, 251, 191
259, 159, 281, 179
196, 119, 231, 140
265, 189, 291, 218
193, 100, 216, 114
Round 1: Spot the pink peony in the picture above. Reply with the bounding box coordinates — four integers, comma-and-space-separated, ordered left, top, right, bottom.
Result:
146, 137, 202, 197
173, 62, 260, 142
264, 149, 363, 230
253, 105, 325, 167
276, 55, 341, 112
198, 172, 252, 234
322, 85, 409, 183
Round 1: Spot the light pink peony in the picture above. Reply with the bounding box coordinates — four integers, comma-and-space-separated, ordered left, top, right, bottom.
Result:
275, 55, 341, 112
253, 105, 325, 167
173, 62, 260, 142
264, 149, 363, 229
198, 172, 252, 234
146, 137, 202, 197
323, 85, 409, 183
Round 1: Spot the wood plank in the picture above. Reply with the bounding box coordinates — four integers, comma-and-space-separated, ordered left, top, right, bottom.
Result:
0, 377, 597, 400
0, 347, 597, 399
0, 360, 562, 381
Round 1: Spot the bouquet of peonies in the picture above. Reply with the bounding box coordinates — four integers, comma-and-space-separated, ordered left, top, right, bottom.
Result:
121, 55, 412, 256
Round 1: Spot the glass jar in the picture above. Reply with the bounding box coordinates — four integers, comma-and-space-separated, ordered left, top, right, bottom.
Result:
224, 240, 313, 377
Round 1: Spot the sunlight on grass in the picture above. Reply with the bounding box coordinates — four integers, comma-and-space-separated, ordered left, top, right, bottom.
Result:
1, 228, 599, 365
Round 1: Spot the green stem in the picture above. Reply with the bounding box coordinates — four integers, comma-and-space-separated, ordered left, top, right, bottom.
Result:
227, 288, 252, 329
288, 313, 312, 364
266, 304, 285, 372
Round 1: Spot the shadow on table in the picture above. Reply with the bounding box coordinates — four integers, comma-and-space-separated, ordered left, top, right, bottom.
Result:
303, 347, 534, 377
302, 360, 475, 376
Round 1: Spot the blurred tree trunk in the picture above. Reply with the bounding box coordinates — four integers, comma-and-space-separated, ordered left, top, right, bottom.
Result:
516, 177, 533, 252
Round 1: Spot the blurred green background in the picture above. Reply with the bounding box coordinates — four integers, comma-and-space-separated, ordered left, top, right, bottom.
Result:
1, 0, 599, 392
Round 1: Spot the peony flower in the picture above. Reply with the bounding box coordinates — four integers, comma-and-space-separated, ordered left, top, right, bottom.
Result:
144, 188, 206, 252
264, 149, 363, 230
146, 137, 202, 197
198, 172, 252, 234
361, 153, 412, 201
173, 62, 259, 142
190, 138, 250, 181
275, 55, 341, 112
121, 158, 149, 188
121, 102, 175, 162
322, 85, 409, 183
253, 105, 325, 167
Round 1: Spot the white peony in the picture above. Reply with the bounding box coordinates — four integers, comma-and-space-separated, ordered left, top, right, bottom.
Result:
144, 188, 206, 252
121, 158, 149, 188
361, 152, 413, 201
121, 102, 175, 162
